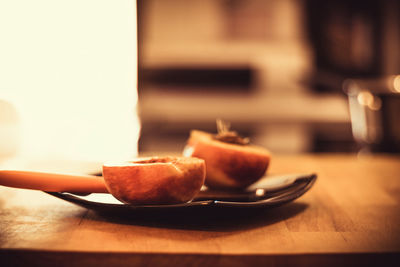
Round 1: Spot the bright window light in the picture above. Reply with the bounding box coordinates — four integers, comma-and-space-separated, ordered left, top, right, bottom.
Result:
0, 0, 139, 163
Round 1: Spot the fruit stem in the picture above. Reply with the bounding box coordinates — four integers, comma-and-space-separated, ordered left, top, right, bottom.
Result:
216, 118, 231, 134
215, 119, 249, 145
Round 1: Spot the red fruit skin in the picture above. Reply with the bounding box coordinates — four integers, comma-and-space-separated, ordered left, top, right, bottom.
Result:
103, 157, 205, 205
184, 131, 270, 189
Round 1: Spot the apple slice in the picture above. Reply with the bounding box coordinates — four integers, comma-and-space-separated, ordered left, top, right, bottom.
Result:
183, 129, 271, 189
102, 156, 205, 205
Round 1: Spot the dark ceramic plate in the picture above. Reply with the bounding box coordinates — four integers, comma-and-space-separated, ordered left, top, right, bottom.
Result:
45, 173, 317, 214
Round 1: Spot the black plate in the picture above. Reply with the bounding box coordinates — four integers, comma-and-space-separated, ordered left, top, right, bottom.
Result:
45, 173, 317, 214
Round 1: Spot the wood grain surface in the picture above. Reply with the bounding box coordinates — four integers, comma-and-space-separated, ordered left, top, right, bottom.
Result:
1, 154, 400, 266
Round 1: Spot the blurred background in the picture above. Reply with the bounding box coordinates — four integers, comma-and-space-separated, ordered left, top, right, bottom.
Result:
138, 0, 400, 154
1, 0, 400, 165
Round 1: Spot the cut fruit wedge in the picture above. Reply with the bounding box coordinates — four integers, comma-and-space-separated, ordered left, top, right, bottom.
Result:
184, 130, 271, 189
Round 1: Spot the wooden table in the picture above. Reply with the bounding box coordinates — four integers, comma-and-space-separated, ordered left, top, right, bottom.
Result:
1, 154, 400, 266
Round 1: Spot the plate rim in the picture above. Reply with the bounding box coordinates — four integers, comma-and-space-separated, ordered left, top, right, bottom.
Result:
45, 173, 317, 211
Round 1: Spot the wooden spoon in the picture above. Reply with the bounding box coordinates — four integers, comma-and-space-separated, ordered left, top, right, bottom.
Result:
0, 170, 108, 193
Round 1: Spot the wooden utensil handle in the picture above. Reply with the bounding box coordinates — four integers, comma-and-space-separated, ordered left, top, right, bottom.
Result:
0, 170, 108, 193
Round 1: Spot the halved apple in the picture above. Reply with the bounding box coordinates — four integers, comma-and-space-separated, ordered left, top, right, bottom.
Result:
102, 156, 205, 205
183, 130, 271, 189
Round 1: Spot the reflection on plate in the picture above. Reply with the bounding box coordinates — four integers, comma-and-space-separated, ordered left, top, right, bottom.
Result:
46, 173, 317, 214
